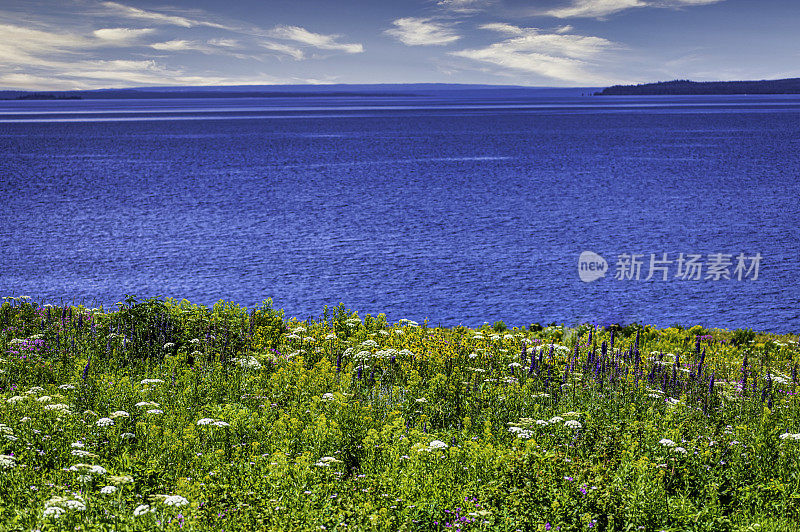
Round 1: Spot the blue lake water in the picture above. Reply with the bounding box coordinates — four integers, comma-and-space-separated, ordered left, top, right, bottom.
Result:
0, 93, 798, 331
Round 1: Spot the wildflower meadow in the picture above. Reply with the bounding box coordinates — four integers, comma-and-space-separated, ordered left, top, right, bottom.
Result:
1, 295, 799, 531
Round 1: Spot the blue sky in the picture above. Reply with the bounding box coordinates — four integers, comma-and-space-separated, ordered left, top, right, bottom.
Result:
1, 0, 798, 89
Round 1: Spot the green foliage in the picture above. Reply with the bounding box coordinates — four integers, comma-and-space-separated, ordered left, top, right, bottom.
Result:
732, 328, 757, 347
0, 296, 799, 531
491, 320, 507, 332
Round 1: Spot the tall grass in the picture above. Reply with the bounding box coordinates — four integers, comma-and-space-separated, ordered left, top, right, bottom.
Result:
1, 295, 798, 531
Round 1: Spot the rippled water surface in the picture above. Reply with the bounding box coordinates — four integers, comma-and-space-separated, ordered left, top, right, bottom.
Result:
1, 94, 798, 331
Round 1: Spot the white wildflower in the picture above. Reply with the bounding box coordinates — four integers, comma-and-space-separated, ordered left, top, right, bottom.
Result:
232, 356, 262, 369
44, 404, 72, 413
315, 456, 341, 467
96, 417, 114, 427
564, 420, 582, 429
100, 485, 117, 494
163, 495, 189, 507
61, 499, 86, 511
43, 506, 65, 518
71, 450, 95, 458
133, 504, 153, 516
196, 418, 215, 425
659, 438, 676, 447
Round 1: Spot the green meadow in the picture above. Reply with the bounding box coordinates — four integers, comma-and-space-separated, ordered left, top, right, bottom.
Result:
1, 295, 799, 531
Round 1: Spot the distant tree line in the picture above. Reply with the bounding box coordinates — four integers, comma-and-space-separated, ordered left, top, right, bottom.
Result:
596, 78, 800, 95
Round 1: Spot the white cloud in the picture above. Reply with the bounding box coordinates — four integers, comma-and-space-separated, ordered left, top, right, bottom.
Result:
207, 38, 238, 48
150, 40, 198, 51
385, 18, 460, 46
479, 23, 525, 35
267, 25, 363, 54
543, 0, 724, 18
93, 27, 154, 43
99, 1, 232, 29
259, 40, 306, 60
437, 0, 493, 14
451, 24, 618, 83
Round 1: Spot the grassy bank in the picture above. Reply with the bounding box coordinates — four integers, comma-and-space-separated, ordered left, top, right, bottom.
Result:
1, 295, 799, 531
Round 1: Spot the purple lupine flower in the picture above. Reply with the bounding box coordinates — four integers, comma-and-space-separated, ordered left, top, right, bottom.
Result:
357, 366, 363, 380
792, 364, 797, 384
708, 373, 715, 395
82, 356, 91, 381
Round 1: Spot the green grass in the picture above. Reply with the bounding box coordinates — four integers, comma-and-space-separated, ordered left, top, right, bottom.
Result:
0, 295, 799, 531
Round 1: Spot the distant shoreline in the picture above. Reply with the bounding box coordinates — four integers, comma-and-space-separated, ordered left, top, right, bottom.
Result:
596, 78, 800, 95
0, 84, 596, 100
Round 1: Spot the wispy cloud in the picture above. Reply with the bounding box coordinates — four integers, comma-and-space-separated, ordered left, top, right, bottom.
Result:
258, 40, 306, 61
99, 1, 233, 29
93, 27, 154, 43
385, 18, 460, 46
150, 40, 200, 51
451, 23, 618, 83
543, 0, 724, 19
436, 0, 494, 14
0, 2, 366, 89
266, 26, 363, 54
